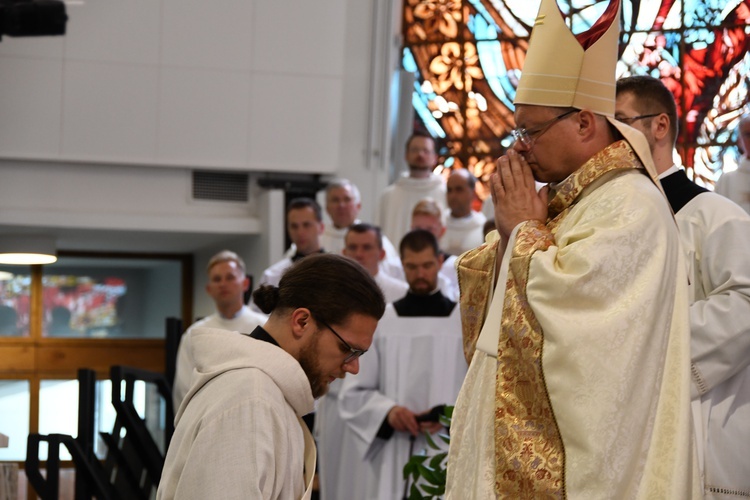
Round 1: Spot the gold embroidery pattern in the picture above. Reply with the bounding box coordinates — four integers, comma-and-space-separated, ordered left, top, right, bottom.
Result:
457, 239, 498, 364
548, 140, 643, 220
455, 141, 644, 497
494, 219, 562, 497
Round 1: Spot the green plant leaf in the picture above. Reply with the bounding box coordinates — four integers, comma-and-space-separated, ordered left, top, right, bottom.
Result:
409, 482, 425, 500
417, 464, 440, 485
437, 432, 451, 445
403, 453, 429, 480
424, 431, 439, 450
429, 451, 447, 469
403, 461, 415, 480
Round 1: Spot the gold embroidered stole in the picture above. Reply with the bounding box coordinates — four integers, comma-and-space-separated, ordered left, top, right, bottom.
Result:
456, 141, 644, 498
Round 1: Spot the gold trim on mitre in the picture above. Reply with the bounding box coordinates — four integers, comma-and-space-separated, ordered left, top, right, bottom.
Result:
515, 0, 662, 190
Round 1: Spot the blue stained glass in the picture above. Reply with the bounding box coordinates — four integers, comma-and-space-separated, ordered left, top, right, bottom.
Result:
402, 0, 750, 185
489, 0, 537, 30
618, 31, 680, 78
622, 1, 683, 31
412, 92, 447, 139
473, 15, 517, 110
684, 0, 737, 28
469, 0, 501, 40
403, 48, 447, 139
403, 46, 419, 73
684, 28, 715, 46
561, 1, 609, 34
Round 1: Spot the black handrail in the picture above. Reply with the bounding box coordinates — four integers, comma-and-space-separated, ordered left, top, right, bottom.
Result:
26, 433, 119, 500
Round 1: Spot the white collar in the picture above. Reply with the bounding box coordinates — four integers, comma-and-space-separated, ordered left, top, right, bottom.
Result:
657, 164, 681, 180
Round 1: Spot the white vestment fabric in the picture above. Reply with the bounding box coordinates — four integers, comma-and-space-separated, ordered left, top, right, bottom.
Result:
439, 255, 459, 301
447, 170, 700, 498
374, 272, 409, 304
157, 328, 315, 500
172, 306, 268, 409
675, 192, 750, 499
441, 211, 487, 256
378, 173, 446, 245
249, 256, 294, 312
315, 379, 368, 500
714, 156, 750, 215
320, 224, 348, 256
259, 256, 293, 288
338, 305, 466, 500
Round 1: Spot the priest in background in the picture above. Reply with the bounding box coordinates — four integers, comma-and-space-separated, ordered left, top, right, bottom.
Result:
616, 75, 750, 500
315, 223, 408, 500
173, 250, 267, 410
378, 131, 446, 245
343, 223, 408, 304
256, 197, 325, 289
323, 179, 403, 279
410, 198, 459, 301
441, 169, 486, 256
338, 229, 466, 500
714, 113, 750, 214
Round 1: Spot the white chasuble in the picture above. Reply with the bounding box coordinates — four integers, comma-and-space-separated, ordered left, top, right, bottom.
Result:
446, 142, 701, 499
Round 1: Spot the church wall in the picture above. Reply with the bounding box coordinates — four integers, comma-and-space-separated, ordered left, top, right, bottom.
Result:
0, 0, 405, 308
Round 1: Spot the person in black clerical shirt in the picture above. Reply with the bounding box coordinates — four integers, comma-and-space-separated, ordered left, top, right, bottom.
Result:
335, 229, 466, 500
393, 229, 455, 317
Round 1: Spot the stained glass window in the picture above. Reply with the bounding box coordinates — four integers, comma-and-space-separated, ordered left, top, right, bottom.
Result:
402, 0, 750, 190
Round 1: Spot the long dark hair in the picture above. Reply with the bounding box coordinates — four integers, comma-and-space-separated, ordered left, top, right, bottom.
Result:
253, 253, 385, 324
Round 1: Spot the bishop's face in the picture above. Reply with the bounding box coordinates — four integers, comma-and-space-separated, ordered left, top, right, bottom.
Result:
511, 105, 580, 183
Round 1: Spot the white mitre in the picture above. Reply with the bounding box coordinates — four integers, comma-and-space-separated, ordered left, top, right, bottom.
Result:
514, 0, 662, 192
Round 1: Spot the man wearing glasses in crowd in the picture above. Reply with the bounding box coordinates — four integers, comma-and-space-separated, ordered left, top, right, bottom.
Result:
157, 254, 385, 500
616, 74, 750, 499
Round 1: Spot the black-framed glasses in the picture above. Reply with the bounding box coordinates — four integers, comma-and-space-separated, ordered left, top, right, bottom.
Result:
615, 113, 660, 124
318, 319, 367, 363
511, 109, 577, 147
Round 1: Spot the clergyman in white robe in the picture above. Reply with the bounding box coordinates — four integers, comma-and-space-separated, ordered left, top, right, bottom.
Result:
338, 305, 465, 500
441, 210, 486, 256
715, 153, 750, 214
378, 173, 446, 246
